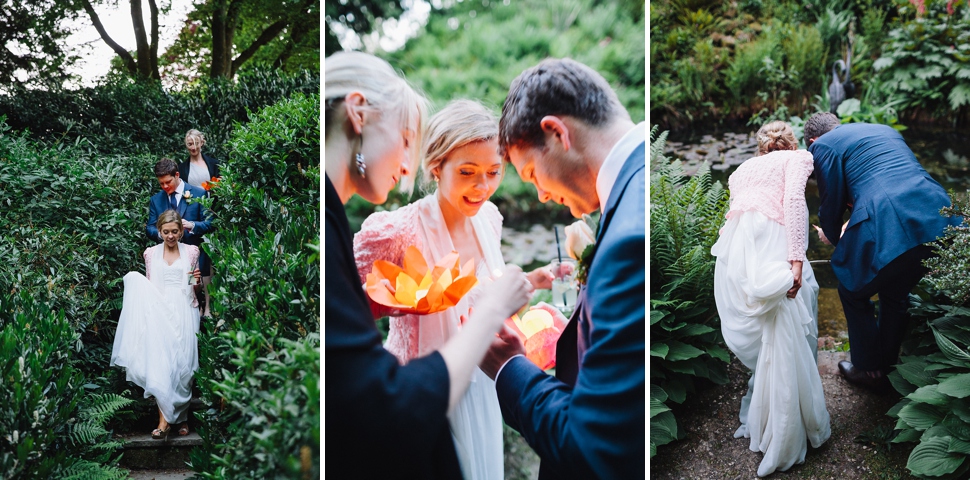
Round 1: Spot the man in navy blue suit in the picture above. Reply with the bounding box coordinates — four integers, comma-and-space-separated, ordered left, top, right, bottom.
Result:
146, 158, 212, 251
804, 112, 960, 390
482, 58, 645, 479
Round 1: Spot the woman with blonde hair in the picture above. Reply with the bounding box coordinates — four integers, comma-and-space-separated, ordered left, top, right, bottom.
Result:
111, 210, 202, 439
177, 128, 219, 317
711, 120, 831, 476
325, 52, 532, 479
353, 98, 554, 479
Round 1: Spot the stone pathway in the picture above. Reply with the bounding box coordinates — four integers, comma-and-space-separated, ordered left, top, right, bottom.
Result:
652, 348, 918, 479
125, 468, 195, 479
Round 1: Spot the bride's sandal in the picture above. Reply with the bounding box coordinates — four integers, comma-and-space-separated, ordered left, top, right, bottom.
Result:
151, 426, 171, 439
178, 423, 189, 436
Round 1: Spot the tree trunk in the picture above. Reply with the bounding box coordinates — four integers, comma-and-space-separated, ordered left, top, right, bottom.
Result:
129, 0, 153, 79
209, 0, 229, 78
79, 0, 138, 76
148, 0, 160, 80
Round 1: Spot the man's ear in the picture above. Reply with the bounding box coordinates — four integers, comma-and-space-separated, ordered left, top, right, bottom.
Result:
539, 116, 571, 152
344, 92, 367, 135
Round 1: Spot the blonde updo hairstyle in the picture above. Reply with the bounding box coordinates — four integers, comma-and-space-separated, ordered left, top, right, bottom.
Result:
325, 51, 428, 192
156, 209, 184, 237
756, 121, 798, 155
421, 99, 501, 192
185, 129, 205, 149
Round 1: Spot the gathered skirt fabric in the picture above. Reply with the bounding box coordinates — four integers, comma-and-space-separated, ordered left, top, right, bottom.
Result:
111, 271, 199, 424
712, 211, 831, 477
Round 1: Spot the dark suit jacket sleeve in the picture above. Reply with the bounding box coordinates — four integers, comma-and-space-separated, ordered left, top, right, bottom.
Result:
324, 192, 459, 477
811, 143, 848, 247
146, 194, 162, 242
183, 185, 213, 242
496, 204, 646, 478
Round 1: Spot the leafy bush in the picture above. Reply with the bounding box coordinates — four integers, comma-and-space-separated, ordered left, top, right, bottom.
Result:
190, 93, 319, 479
0, 292, 131, 479
649, 127, 731, 456
0, 69, 319, 159
873, 2, 970, 121
886, 192, 970, 479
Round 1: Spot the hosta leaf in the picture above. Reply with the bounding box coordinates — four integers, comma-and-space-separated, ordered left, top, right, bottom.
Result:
897, 360, 935, 388
950, 437, 970, 455
894, 428, 922, 444
953, 399, 970, 423
650, 384, 668, 403
939, 373, 970, 398
650, 397, 671, 418
888, 398, 910, 419
934, 326, 970, 362
707, 344, 731, 364
907, 436, 965, 477
665, 378, 688, 404
665, 340, 706, 362
650, 310, 666, 325
899, 402, 946, 431
676, 324, 715, 337
944, 414, 970, 442
651, 342, 670, 358
909, 384, 951, 406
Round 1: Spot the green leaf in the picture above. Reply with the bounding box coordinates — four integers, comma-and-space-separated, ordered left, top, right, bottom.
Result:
873, 56, 894, 71
706, 344, 731, 363
934, 326, 970, 362
939, 374, 970, 398
837, 98, 861, 117
949, 84, 970, 110
907, 436, 965, 477
651, 342, 670, 358
950, 437, 970, 455
651, 397, 671, 418
944, 414, 970, 442
894, 428, 923, 444
899, 402, 946, 431
897, 360, 935, 388
909, 384, 951, 406
664, 340, 706, 362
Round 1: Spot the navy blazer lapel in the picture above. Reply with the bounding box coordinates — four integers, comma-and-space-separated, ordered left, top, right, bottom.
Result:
177, 192, 188, 216
596, 142, 646, 244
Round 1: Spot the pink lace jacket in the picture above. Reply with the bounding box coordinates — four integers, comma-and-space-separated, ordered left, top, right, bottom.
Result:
144, 243, 201, 308
726, 149, 815, 262
354, 195, 504, 364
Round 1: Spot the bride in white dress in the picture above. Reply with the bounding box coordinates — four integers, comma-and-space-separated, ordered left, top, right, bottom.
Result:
112, 209, 202, 439
354, 100, 553, 480
711, 121, 831, 477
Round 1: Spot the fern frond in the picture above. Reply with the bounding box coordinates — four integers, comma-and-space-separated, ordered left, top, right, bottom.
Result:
54, 458, 128, 480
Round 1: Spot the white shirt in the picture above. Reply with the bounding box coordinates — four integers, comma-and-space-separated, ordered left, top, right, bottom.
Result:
595, 122, 646, 211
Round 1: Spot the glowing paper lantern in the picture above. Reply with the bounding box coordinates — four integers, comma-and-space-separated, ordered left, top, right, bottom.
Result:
365, 245, 478, 315
505, 309, 565, 370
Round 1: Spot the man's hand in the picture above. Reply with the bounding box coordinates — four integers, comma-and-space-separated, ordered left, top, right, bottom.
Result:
813, 224, 832, 246
481, 325, 525, 379
182, 219, 195, 232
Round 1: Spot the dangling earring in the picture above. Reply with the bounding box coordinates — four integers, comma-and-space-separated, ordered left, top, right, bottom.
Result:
355, 133, 367, 178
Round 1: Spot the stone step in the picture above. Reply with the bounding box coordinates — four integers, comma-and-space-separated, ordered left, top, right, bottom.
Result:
125, 468, 195, 480
119, 431, 201, 470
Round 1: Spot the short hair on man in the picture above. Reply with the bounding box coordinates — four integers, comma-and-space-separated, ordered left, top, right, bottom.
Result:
154, 158, 179, 177
803, 112, 841, 147
498, 58, 629, 158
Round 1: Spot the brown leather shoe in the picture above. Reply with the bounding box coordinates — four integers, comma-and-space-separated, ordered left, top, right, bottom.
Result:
838, 360, 892, 392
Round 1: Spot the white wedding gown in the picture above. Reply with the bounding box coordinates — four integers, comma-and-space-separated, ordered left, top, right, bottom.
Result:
712, 210, 831, 477
111, 252, 200, 424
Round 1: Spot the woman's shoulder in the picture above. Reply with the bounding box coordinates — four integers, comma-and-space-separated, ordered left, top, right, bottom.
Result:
183, 243, 200, 255
356, 199, 425, 245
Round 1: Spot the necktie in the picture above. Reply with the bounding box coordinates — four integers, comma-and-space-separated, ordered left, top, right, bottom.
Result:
169, 192, 178, 211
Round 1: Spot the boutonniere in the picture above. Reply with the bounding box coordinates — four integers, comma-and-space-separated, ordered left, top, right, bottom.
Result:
564, 214, 598, 285
183, 191, 193, 200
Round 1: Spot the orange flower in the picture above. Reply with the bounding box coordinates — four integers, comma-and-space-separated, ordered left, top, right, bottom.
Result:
365, 245, 478, 315
200, 176, 221, 191
505, 309, 565, 370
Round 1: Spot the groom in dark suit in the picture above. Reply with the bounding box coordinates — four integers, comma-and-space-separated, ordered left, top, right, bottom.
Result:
482, 58, 645, 479
804, 112, 960, 390
146, 158, 212, 249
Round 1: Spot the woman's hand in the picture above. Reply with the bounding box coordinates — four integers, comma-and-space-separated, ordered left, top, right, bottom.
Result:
813, 224, 832, 246
191, 268, 202, 285
787, 261, 803, 299
526, 266, 554, 290
472, 266, 532, 331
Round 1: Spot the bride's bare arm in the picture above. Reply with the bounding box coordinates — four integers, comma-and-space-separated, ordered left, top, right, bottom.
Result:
438, 265, 531, 414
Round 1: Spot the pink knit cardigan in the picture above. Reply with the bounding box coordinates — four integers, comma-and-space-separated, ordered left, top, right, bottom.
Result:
725, 149, 815, 262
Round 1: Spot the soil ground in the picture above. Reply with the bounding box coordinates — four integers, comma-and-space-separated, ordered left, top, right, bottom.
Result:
652, 347, 920, 480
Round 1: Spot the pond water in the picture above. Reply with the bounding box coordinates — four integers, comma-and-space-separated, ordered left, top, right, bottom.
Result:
665, 126, 970, 338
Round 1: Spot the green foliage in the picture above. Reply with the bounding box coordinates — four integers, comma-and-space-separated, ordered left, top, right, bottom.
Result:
190, 93, 319, 479
0, 293, 131, 479
649, 127, 731, 457
874, 2, 970, 120
0, 69, 319, 159
924, 192, 970, 304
